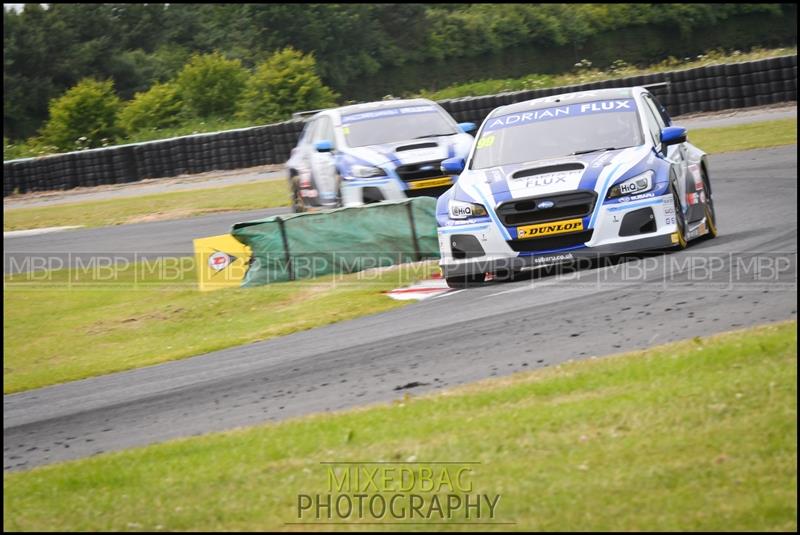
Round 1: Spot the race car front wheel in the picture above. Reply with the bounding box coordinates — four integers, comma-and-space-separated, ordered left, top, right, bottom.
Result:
670, 181, 688, 250
701, 168, 718, 239
445, 272, 486, 289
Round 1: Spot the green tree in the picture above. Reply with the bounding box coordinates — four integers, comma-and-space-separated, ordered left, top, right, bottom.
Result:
118, 82, 185, 135
174, 52, 248, 118
40, 78, 122, 150
238, 47, 338, 123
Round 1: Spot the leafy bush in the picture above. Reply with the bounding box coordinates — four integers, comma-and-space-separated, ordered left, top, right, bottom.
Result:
39, 78, 123, 151
174, 52, 248, 118
237, 47, 338, 123
118, 82, 185, 135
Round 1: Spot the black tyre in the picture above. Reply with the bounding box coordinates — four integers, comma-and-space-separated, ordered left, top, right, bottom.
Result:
335, 172, 344, 208
445, 272, 486, 289
290, 178, 306, 213
700, 167, 718, 239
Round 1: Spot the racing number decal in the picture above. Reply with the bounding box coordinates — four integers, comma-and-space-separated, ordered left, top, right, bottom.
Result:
476, 135, 495, 149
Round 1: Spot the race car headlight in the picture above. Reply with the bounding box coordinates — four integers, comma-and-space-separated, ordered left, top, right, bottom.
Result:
449, 199, 488, 219
350, 164, 386, 178
608, 170, 654, 198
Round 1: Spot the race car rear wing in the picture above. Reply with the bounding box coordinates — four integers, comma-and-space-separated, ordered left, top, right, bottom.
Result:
291, 109, 327, 121
641, 81, 671, 91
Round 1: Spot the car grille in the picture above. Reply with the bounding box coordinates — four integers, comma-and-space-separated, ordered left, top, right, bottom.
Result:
508, 229, 594, 253
395, 159, 445, 182
496, 190, 597, 226
405, 185, 452, 198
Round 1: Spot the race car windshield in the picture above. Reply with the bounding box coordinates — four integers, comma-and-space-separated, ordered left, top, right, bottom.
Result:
470, 99, 644, 169
341, 105, 458, 148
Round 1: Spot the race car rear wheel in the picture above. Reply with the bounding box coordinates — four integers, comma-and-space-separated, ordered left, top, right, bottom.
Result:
670, 181, 688, 249
291, 180, 306, 213
445, 272, 485, 289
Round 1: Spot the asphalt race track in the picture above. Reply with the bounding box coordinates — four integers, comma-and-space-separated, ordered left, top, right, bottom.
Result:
3, 145, 797, 471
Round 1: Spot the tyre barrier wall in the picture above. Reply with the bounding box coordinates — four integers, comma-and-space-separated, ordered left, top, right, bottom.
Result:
230, 197, 439, 287
4, 55, 797, 197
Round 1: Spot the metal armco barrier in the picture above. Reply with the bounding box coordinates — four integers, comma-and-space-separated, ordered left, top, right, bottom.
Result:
4, 55, 797, 197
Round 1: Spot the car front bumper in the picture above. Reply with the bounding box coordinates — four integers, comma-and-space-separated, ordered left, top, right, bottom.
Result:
438, 193, 680, 278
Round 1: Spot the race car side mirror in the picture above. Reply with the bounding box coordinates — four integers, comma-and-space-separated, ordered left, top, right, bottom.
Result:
661, 126, 687, 147
457, 122, 477, 134
441, 157, 465, 175
314, 140, 334, 152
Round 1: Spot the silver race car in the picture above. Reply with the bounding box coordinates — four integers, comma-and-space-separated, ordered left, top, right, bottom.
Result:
436, 87, 718, 288
286, 98, 475, 212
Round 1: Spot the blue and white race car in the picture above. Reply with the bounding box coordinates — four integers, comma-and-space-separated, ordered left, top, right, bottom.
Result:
286, 98, 475, 211
436, 86, 718, 288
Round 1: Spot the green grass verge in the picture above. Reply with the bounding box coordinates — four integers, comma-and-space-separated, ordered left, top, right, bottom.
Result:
3, 179, 290, 231
686, 118, 797, 154
3, 260, 437, 394
4, 118, 797, 232
4, 321, 796, 531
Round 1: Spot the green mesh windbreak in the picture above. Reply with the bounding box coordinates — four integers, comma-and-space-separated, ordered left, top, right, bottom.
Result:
231, 198, 440, 287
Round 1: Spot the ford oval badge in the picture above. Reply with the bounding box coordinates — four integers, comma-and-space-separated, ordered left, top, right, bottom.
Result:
537, 200, 555, 209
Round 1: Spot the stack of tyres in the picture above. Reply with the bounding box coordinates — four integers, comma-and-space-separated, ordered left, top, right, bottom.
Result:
253, 127, 274, 165
4, 161, 17, 196
90, 149, 105, 186
724, 63, 744, 110
271, 121, 295, 163
27, 159, 39, 192
184, 136, 202, 174
40, 157, 55, 191
156, 140, 174, 177
197, 135, 215, 173
704, 65, 727, 111
49, 155, 66, 190
55, 155, 71, 190
210, 135, 224, 172
236, 130, 255, 168
226, 132, 242, 169
115, 145, 139, 184
105, 148, 121, 185
44, 157, 59, 191
146, 143, 163, 179
223, 132, 239, 170
168, 138, 188, 176
249, 128, 270, 166
778, 55, 796, 103
98, 148, 117, 185
133, 144, 152, 180
77, 152, 95, 188
236, 131, 253, 168
212, 135, 224, 170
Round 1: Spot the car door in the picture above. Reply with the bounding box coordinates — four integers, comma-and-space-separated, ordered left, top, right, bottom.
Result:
309, 116, 339, 203
641, 94, 694, 220
294, 118, 317, 186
